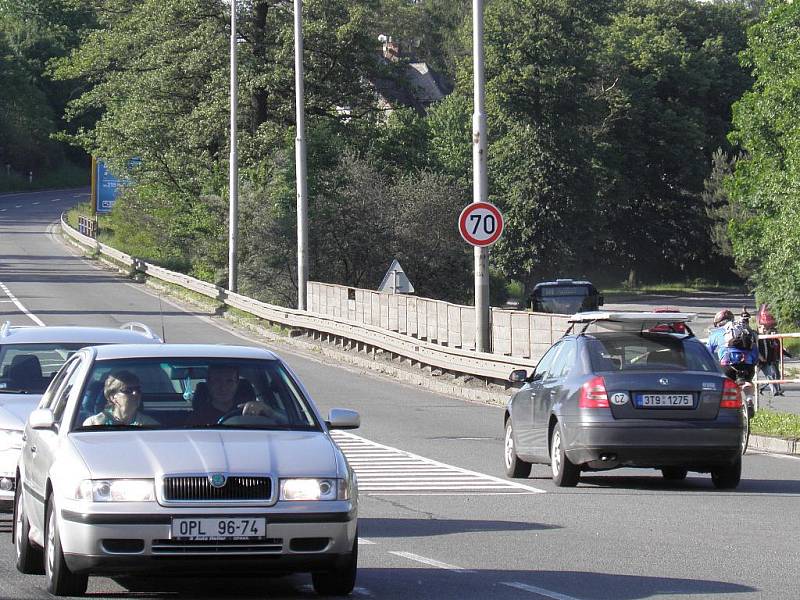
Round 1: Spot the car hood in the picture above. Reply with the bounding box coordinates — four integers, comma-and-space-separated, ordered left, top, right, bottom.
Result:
0, 395, 42, 430
69, 429, 339, 479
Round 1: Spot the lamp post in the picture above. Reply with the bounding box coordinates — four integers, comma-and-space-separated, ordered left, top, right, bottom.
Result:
473, 0, 490, 352
294, 0, 309, 310
228, 0, 239, 293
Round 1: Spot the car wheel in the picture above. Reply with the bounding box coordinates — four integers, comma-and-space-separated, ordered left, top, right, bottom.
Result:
45, 499, 88, 596
14, 482, 44, 574
741, 405, 750, 455
504, 419, 532, 478
311, 530, 358, 596
711, 456, 742, 490
550, 423, 579, 487
660, 467, 688, 481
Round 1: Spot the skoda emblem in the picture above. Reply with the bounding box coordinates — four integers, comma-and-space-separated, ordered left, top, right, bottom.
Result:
209, 473, 227, 488
659, 378, 670, 386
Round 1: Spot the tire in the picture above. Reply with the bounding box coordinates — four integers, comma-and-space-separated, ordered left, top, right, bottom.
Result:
14, 483, 44, 574
45, 500, 88, 597
661, 467, 688, 481
311, 531, 357, 596
711, 456, 742, 490
550, 423, 579, 487
504, 419, 532, 478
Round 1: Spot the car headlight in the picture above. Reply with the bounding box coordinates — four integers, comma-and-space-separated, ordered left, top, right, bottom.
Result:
74, 479, 155, 502
279, 478, 349, 501
0, 429, 24, 451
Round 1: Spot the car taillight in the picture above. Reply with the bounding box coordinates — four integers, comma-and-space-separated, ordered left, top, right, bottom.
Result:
580, 376, 609, 408
720, 378, 742, 409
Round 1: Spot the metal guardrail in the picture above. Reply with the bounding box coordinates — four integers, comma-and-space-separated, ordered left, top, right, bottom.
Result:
61, 215, 536, 380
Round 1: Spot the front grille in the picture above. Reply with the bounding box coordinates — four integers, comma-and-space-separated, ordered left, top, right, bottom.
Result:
163, 476, 271, 501
152, 538, 283, 555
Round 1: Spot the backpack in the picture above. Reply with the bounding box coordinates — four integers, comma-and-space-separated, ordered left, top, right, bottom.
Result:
724, 320, 755, 350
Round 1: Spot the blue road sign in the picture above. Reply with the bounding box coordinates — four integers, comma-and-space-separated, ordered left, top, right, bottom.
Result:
95, 159, 139, 213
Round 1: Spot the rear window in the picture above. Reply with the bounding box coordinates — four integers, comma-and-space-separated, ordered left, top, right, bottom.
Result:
586, 333, 719, 373
538, 285, 591, 298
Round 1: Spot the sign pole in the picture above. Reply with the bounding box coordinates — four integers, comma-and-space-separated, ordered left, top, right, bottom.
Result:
228, 0, 239, 293
473, 0, 490, 352
90, 157, 97, 217
295, 0, 309, 310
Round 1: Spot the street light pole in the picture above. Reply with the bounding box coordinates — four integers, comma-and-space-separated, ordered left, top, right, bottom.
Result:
294, 0, 309, 310
228, 0, 239, 293
473, 0, 490, 352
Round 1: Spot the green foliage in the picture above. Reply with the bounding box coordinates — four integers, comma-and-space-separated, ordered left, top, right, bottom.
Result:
750, 408, 800, 440
727, 0, 800, 325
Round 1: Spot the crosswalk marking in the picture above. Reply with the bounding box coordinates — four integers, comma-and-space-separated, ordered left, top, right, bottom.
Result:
330, 431, 545, 496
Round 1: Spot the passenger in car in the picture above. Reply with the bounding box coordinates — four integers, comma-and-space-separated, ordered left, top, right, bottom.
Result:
83, 370, 158, 426
188, 365, 284, 425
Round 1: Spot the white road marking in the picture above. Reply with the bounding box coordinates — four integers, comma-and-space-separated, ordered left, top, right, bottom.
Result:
52, 198, 61, 201
32, 201, 40, 205
331, 431, 545, 495
15, 205, 22, 208
358, 538, 376, 545
502, 581, 583, 600
0, 281, 46, 326
0, 208, 6, 212
389, 551, 474, 573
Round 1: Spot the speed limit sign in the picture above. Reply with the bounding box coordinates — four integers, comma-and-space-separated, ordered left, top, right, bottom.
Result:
459, 202, 504, 247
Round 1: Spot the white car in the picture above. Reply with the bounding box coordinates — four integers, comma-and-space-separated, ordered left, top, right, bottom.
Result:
0, 322, 162, 506
14, 343, 360, 597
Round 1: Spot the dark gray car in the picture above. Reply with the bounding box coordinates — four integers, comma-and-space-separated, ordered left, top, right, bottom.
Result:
503, 312, 746, 489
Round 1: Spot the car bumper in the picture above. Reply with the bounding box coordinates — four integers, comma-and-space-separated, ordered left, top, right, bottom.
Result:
58, 505, 357, 576
0, 449, 18, 508
562, 420, 742, 469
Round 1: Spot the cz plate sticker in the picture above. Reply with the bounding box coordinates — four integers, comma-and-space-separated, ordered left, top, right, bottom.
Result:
610, 392, 629, 405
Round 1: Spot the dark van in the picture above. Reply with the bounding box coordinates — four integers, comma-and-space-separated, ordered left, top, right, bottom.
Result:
529, 279, 603, 314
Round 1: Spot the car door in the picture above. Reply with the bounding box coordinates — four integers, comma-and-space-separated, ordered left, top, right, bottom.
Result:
24, 356, 83, 533
514, 342, 562, 458
534, 339, 577, 455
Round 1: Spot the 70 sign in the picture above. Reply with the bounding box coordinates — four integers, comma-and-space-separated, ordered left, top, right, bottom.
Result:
458, 202, 504, 247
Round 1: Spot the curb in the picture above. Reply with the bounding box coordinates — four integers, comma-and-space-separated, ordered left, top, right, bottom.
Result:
749, 434, 799, 456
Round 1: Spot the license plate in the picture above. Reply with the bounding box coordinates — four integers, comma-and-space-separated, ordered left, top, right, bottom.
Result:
171, 517, 266, 540
635, 393, 693, 408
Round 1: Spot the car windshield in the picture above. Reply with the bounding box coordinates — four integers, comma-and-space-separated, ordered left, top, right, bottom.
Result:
0, 343, 88, 394
586, 332, 719, 373
71, 358, 321, 432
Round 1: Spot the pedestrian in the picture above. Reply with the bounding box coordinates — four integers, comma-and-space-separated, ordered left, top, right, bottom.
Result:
757, 304, 789, 396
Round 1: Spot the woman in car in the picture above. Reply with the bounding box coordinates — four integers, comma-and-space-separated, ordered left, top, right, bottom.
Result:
83, 370, 157, 426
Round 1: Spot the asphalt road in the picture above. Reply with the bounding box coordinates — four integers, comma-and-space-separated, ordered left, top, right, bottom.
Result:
1, 188, 799, 600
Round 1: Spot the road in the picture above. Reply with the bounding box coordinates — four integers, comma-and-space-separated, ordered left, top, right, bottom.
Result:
1, 188, 799, 600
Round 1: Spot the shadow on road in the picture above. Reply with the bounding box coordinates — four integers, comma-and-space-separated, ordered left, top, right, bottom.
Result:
359, 517, 559, 538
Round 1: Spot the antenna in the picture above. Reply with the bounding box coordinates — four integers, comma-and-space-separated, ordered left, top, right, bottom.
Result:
158, 291, 167, 343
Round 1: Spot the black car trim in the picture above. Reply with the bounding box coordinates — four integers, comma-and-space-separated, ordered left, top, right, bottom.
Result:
60, 509, 356, 525
23, 481, 45, 505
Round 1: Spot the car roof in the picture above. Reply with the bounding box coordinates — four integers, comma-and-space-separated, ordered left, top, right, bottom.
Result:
533, 278, 594, 289
568, 311, 697, 325
90, 343, 279, 361
0, 322, 162, 345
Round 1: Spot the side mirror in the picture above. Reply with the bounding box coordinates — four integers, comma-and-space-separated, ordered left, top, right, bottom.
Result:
509, 369, 528, 383
326, 408, 360, 430
29, 408, 55, 430
598, 295, 604, 307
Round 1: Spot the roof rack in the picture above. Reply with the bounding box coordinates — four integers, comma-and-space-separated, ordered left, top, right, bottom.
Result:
564, 311, 697, 336
0, 321, 11, 338
119, 322, 160, 340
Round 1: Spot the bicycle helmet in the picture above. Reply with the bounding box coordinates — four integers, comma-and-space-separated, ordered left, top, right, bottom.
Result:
713, 309, 734, 327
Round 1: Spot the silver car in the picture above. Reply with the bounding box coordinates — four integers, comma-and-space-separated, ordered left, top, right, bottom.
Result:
0, 322, 161, 506
14, 343, 359, 597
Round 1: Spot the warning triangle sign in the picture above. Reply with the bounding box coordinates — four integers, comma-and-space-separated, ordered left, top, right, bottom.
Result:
378, 259, 415, 294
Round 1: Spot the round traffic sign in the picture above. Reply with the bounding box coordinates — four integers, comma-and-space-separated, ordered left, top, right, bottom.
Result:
458, 202, 504, 247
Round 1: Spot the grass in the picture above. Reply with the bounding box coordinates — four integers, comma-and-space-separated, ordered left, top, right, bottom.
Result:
751, 409, 800, 439
602, 279, 744, 296
0, 162, 88, 193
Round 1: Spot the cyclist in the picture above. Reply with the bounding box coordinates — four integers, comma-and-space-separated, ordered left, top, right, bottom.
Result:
707, 308, 760, 410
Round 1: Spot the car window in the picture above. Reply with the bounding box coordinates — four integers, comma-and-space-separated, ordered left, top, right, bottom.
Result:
551, 340, 577, 379
72, 357, 322, 432
586, 333, 719, 372
51, 359, 85, 425
0, 343, 90, 394
37, 358, 80, 409
531, 343, 561, 382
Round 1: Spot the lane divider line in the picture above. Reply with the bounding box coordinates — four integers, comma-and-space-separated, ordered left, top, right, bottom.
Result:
389, 551, 474, 573
502, 581, 583, 600
0, 281, 46, 326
